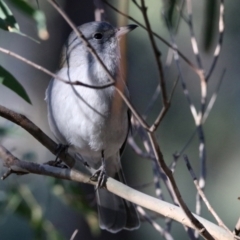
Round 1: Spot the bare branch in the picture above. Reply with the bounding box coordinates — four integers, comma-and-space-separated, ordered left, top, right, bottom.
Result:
149, 76, 179, 132
70, 229, 79, 240
164, 16, 199, 122
0, 104, 75, 167
137, 206, 174, 240
147, 132, 214, 240
203, 69, 226, 123
206, 0, 225, 81
0, 47, 114, 90
0, 144, 89, 183
183, 155, 233, 236
139, 0, 167, 106
186, 0, 204, 71
0, 144, 234, 240
103, 0, 201, 74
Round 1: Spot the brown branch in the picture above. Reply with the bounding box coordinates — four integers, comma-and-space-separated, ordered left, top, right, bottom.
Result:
139, 0, 167, 106
149, 76, 179, 132
206, 0, 225, 81
103, 0, 201, 75
0, 47, 114, 90
183, 155, 233, 236
147, 132, 215, 240
0, 144, 90, 183
0, 144, 234, 240
0, 104, 75, 168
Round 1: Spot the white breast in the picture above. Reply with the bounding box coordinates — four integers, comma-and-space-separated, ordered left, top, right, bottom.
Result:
46, 66, 128, 167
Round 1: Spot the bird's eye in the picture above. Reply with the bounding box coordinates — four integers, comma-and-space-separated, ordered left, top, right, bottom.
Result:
93, 33, 103, 39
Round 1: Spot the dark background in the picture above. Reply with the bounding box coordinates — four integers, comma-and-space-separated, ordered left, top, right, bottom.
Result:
0, 1, 240, 239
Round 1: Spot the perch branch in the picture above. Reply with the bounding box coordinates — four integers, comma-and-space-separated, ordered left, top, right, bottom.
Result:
0, 144, 234, 240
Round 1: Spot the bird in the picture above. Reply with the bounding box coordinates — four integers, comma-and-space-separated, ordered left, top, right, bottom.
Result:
45, 21, 140, 233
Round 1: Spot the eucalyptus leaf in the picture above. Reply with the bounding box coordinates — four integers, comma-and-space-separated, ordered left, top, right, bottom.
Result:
0, 0, 19, 32
0, 66, 32, 104
163, 0, 180, 29
9, 0, 49, 40
0, 0, 39, 42
202, 0, 218, 52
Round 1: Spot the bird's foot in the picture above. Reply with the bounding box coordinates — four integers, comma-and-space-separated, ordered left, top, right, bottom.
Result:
44, 144, 69, 168
90, 165, 107, 189
54, 144, 68, 166
45, 160, 69, 169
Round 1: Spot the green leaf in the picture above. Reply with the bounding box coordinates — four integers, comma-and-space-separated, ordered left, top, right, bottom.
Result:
0, 0, 39, 42
0, 66, 32, 104
163, 0, 180, 29
9, 0, 49, 40
202, 0, 218, 52
0, 0, 20, 32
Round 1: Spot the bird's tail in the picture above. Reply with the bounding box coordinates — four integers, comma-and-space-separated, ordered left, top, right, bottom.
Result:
96, 168, 140, 233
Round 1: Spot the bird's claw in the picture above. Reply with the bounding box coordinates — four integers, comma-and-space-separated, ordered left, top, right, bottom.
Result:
90, 165, 107, 189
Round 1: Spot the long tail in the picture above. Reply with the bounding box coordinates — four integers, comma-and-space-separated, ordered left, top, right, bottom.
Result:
96, 168, 140, 233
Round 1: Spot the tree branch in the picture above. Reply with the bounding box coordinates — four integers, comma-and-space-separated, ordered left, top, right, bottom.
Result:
0, 144, 234, 240
0, 104, 75, 168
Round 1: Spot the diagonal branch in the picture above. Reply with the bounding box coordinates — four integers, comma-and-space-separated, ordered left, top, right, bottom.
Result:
206, 0, 225, 81
0, 104, 75, 168
183, 155, 232, 235
147, 132, 214, 240
139, 0, 167, 106
0, 47, 114, 90
103, 0, 201, 75
0, 144, 234, 240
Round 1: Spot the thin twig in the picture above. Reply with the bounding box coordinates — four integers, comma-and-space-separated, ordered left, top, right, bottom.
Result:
139, 0, 167, 106
170, 128, 197, 172
0, 104, 75, 167
148, 132, 214, 240
103, 0, 201, 74
206, 0, 225, 81
0, 47, 114, 90
70, 229, 79, 240
186, 0, 204, 71
165, 0, 185, 68
203, 69, 226, 123
0, 143, 232, 239
183, 155, 233, 236
127, 136, 155, 160
164, 15, 199, 122
0, 144, 90, 183
150, 76, 179, 132
137, 206, 174, 240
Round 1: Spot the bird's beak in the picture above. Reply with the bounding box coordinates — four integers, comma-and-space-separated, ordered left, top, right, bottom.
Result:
116, 24, 138, 38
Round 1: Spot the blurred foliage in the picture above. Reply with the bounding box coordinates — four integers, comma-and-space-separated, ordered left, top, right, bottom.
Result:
0, 0, 48, 41
9, 0, 49, 40
50, 178, 100, 236
0, 0, 50, 105
202, 0, 218, 52
162, 0, 181, 30
1, 184, 65, 240
0, 0, 19, 32
0, 66, 31, 104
